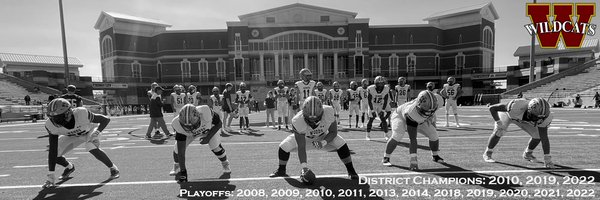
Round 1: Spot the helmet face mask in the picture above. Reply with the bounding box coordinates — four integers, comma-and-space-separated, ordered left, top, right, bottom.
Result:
212, 87, 220, 96
50, 109, 73, 126
333, 82, 340, 90
179, 105, 201, 132
447, 77, 455, 85
375, 76, 385, 90
398, 77, 406, 86
240, 83, 247, 91
361, 79, 369, 88
300, 69, 312, 82
350, 81, 357, 90
316, 82, 323, 90
188, 85, 196, 93
277, 80, 285, 88
527, 98, 550, 124
416, 91, 438, 117
302, 96, 323, 128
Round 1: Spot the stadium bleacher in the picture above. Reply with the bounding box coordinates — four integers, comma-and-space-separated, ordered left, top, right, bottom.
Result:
0, 77, 51, 105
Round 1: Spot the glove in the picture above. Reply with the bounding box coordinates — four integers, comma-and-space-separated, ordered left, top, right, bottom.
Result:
544, 155, 555, 169
494, 121, 504, 130
199, 136, 210, 144
43, 172, 56, 188
312, 140, 327, 149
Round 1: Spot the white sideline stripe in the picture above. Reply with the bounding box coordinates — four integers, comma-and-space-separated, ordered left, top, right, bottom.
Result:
1, 168, 599, 190
66, 157, 78, 160
0, 131, 26, 134
0, 134, 597, 153
0, 174, 9, 178
0, 138, 38, 141
13, 165, 46, 168
112, 143, 135, 145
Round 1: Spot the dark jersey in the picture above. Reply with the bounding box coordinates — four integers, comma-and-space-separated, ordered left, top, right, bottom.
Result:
60, 94, 83, 108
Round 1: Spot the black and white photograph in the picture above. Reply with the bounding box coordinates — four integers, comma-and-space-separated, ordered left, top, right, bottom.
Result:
0, 0, 599, 199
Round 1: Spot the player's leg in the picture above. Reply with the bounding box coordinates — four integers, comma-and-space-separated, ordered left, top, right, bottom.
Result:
269, 135, 296, 177
452, 101, 460, 127
244, 108, 250, 129
514, 122, 542, 162
483, 112, 511, 162
418, 122, 444, 163
383, 111, 405, 166
379, 111, 389, 140
365, 111, 377, 140
157, 117, 172, 137
56, 135, 82, 179
445, 100, 451, 127
329, 135, 358, 179
85, 131, 119, 179
208, 135, 230, 173
170, 134, 195, 176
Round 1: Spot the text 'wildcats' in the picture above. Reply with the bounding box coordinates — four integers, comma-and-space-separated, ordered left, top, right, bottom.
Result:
524, 3, 597, 48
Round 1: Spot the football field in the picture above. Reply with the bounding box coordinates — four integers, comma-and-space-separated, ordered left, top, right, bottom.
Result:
0, 107, 599, 199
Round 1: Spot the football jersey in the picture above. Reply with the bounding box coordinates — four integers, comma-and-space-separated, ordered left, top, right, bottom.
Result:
274, 87, 289, 102
314, 89, 328, 102
60, 94, 82, 108
443, 83, 461, 99
187, 92, 201, 106
358, 87, 369, 103
367, 85, 390, 106
329, 89, 343, 102
395, 85, 411, 104
291, 105, 335, 142
236, 91, 252, 107
171, 92, 186, 108
400, 100, 434, 124
172, 105, 215, 138
45, 107, 95, 136
347, 89, 361, 105
506, 99, 553, 127
210, 94, 223, 107
295, 80, 316, 102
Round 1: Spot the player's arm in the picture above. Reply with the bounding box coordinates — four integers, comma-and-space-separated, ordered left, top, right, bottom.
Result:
200, 112, 223, 144
455, 85, 463, 99
293, 127, 308, 165
170, 94, 176, 110
90, 112, 110, 132
488, 103, 508, 122
223, 91, 232, 110
208, 97, 214, 109
382, 93, 389, 110
406, 88, 411, 102
323, 121, 338, 144
368, 93, 374, 110
440, 87, 448, 99
76, 96, 83, 107
175, 132, 188, 170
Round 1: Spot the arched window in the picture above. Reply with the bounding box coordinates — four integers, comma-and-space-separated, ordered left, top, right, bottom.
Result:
459, 34, 463, 44
131, 60, 141, 80
199, 58, 209, 81
216, 58, 226, 78
455, 52, 465, 70
483, 26, 494, 49
389, 54, 399, 77
181, 59, 191, 79
371, 54, 381, 75
101, 35, 113, 59
407, 53, 416, 72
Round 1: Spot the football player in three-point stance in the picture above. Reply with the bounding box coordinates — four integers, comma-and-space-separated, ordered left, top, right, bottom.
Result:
295, 68, 316, 108
483, 98, 555, 168
43, 98, 120, 188
275, 80, 290, 130
269, 96, 359, 181
170, 104, 230, 182
236, 82, 253, 131
441, 77, 462, 127
347, 81, 361, 128
329, 81, 344, 125
382, 90, 445, 170
357, 79, 370, 128
171, 85, 187, 118
366, 76, 390, 140
187, 85, 201, 106
314, 82, 328, 105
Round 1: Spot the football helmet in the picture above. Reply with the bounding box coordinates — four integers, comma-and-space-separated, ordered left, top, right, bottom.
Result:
239, 82, 247, 91
174, 85, 182, 93
398, 77, 406, 86
426, 82, 435, 91
299, 68, 312, 82
47, 98, 73, 126
302, 96, 324, 127
361, 78, 369, 88
212, 87, 220, 96
178, 104, 201, 131
332, 81, 340, 90
415, 90, 438, 117
188, 85, 196, 93
277, 80, 285, 88
447, 77, 455, 85
225, 83, 233, 89
66, 85, 76, 93
527, 98, 550, 122
316, 82, 324, 90
350, 81, 358, 90
374, 76, 386, 90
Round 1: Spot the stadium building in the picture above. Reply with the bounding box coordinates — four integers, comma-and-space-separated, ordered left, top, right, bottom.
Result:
94, 3, 498, 105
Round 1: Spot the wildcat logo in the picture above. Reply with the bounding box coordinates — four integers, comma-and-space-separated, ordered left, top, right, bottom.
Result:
524, 3, 596, 48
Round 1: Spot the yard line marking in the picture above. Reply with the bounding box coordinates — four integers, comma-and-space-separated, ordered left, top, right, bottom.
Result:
0, 138, 38, 141
13, 165, 46, 168
0, 123, 45, 128
1, 168, 599, 190
0, 174, 9, 178
66, 157, 78, 160
73, 152, 88, 154
112, 143, 135, 145
0, 131, 25, 134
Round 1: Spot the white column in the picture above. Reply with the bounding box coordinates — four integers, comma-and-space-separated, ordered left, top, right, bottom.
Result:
333, 53, 338, 79
274, 53, 279, 78
289, 53, 294, 77
259, 53, 265, 81
304, 53, 308, 69
318, 53, 323, 79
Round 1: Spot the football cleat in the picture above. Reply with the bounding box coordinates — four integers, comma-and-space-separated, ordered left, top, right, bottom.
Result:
169, 163, 180, 176
222, 160, 231, 173
432, 155, 446, 163
110, 168, 120, 179
523, 151, 538, 162
176, 170, 188, 183
383, 132, 390, 141
544, 155, 556, 169
42, 180, 56, 189
483, 151, 496, 163
348, 173, 359, 180
456, 124, 461, 128
269, 169, 287, 177
365, 132, 371, 141
382, 157, 392, 166
409, 157, 419, 171
59, 164, 75, 180
445, 123, 450, 127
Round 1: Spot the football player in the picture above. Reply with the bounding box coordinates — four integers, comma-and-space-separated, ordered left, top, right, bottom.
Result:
329, 81, 343, 124
222, 83, 235, 132
209, 87, 227, 135
288, 88, 300, 119
347, 81, 361, 128
171, 85, 187, 117
382, 90, 445, 170
483, 98, 555, 168
43, 98, 119, 188
269, 97, 358, 180
366, 76, 390, 140
314, 82, 328, 105
236, 82, 252, 131
441, 77, 462, 127
426, 82, 445, 127
187, 85, 201, 106
357, 79, 369, 128
383, 78, 394, 130
295, 68, 316, 107
274, 80, 290, 130
169, 104, 230, 182
395, 77, 410, 106
60, 85, 83, 108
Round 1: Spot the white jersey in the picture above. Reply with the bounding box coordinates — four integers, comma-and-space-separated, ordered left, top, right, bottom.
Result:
329, 89, 343, 102
172, 105, 215, 138
347, 89, 360, 105
236, 91, 252, 108
210, 94, 223, 107
395, 85, 410, 104
367, 85, 390, 107
274, 87, 289, 103
187, 92, 201, 106
292, 106, 335, 142
314, 89, 328, 102
443, 83, 461, 99
398, 99, 434, 124
171, 92, 187, 108
358, 87, 369, 103
295, 80, 316, 103
45, 107, 95, 136
505, 99, 553, 127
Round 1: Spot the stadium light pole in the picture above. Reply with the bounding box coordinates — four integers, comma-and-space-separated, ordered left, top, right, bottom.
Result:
529, 0, 536, 83
59, 0, 70, 86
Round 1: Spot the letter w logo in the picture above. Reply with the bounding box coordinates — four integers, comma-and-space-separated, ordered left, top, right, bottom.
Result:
526, 3, 596, 48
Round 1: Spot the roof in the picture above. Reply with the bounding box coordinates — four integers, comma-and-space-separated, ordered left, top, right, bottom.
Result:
513, 38, 600, 57
94, 11, 171, 30
424, 2, 498, 21
238, 3, 357, 20
0, 53, 83, 66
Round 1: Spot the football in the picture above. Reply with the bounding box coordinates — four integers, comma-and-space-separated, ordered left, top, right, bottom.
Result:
300, 169, 316, 185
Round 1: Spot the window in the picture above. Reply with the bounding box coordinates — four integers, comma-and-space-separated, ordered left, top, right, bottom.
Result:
455, 52, 465, 70
266, 17, 275, 23
157, 61, 162, 82
371, 54, 381, 75
200, 40, 204, 49
483, 26, 494, 49
355, 30, 363, 49
407, 53, 416, 72
374, 35, 378, 45
199, 59, 208, 81
409, 34, 413, 44
389, 54, 399, 77
101, 36, 113, 59
459, 34, 463, 44
250, 58, 260, 81
392, 35, 396, 44
234, 33, 242, 52
131, 60, 141, 79
434, 54, 440, 74
181, 59, 191, 79
265, 57, 274, 80
354, 56, 363, 76
216, 58, 226, 78
320, 16, 329, 22
323, 56, 333, 78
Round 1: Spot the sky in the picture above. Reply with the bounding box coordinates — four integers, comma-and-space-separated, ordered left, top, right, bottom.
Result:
0, 0, 598, 79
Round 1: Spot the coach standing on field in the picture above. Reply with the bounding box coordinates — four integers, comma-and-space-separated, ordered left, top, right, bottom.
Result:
146, 86, 172, 139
